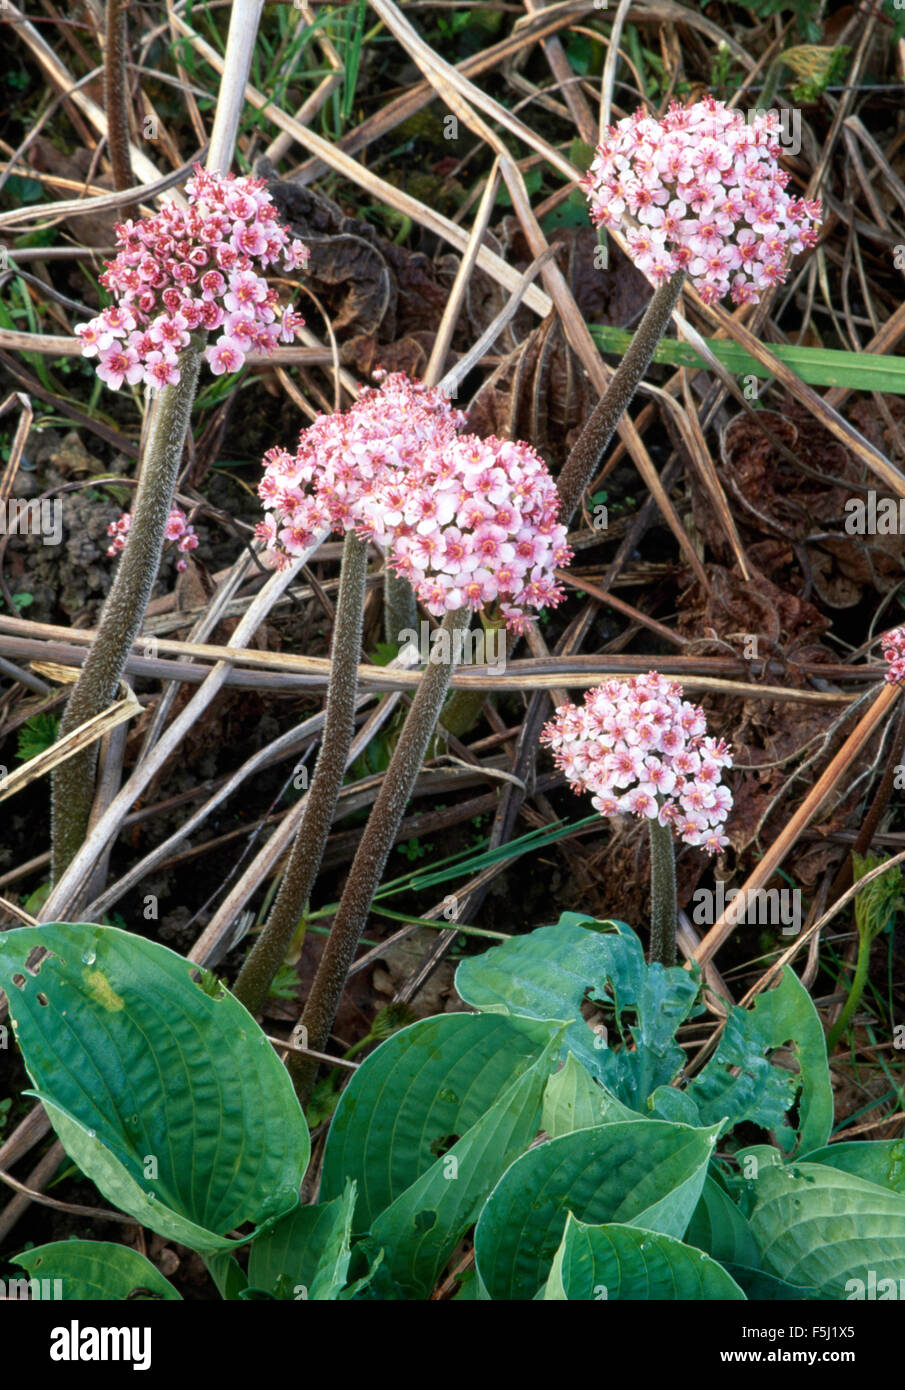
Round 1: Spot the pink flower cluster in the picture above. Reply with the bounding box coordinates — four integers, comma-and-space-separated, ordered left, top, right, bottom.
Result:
882, 625, 905, 685
256, 372, 572, 631
582, 97, 821, 305
541, 673, 733, 851
75, 165, 309, 391
107, 506, 198, 572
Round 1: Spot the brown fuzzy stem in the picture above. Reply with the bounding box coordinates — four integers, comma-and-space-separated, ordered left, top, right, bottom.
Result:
105, 0, 135, 216
290, 605, 472, 1101
648, 816, 677, 968
555, 270, 685, 527
232, 530, 369, 1016
384, 567, 418, 647
51, 348, 202, 882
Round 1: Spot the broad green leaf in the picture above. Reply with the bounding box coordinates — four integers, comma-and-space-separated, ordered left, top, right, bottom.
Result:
0, 923, 309, 1251
542, 1213, 745, 1300
688, 969, 832, 1154
35, 1097, 249, 1253
647, 1086, 702, 1125
456, 915, 702, 1108
359, 1027, 564, 1299
474, 1118, 719, 1300
320, 1012, 558, 1230
542, 1053, 637, 1137
249, 1180, 359, 1300
724, 1264, 819, 1301
801, 1140, 905, 1194
685, 1175, 760, 1268
12, 1241, 181, 1300
749, 1161, 905, 1297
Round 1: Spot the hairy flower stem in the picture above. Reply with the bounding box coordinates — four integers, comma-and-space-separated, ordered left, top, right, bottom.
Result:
384, 568, 417, 647
555, 270, 685, 527
290, 605, 471, 1101
233, 530, 369, 1016
432, 607, 508, 749
648, 817, 678, 968
105, 0, 135, 216
51, 347, 202, 882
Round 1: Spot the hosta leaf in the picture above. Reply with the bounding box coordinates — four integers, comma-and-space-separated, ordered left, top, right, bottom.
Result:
749, 1161, 905, 1297
801, 1140, 905, 1194
474, 1118, 719, 1300
358, 1027, 563, 1299
12, 1241, 181, 1301
724, 1264, 819, 1301
541, 1052, 638, 1137
0, 923, 309, 1251
647, 1086, 702, 1125
542, 1213, 745, 1300
455, 915, 702, 1108
320, 1012, 559, 1230
685, 1174, 760, 1268
248, 1179, 359, 1300
687, 968, 832, 1154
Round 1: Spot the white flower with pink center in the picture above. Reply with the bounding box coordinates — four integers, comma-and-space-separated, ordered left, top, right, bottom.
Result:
205, 335, 245, 376
97, 344, 143, 391
257, 373, 570, 631
108, 505, 196, 569
542, 672, 733, 851
582, 97, 821, 304
76, 164, 309, 391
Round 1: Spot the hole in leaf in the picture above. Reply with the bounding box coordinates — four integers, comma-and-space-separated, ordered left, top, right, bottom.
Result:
414, 1209, 437, 1233
36, 992, 49, 1006
189, 966, 225, 999
429, 1133, 460, 1159
11, 973, 26, 990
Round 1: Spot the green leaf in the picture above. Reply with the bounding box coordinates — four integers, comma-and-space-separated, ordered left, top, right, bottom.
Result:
542, 1213, 745, 1300
16, 711, 59, 763
249, 1179, 360, 1300
749, 1161, 905, 1297
801, 1140, 905, 1194
647, 1086, 702, 1125
589, 323, 905, 395
12, 1241, 181, 1300
320, 1012, 559, 1231
358, 1027, 564, 1298
724, 1264, 819, 1300
456, 915, 702, 1108
687, 968, 832, 1154
0, 923, 309, 1252
474, 1118, 720, 1300
203, 1253, 248, 1300
685, 1174, 761, 1268
542, 1053, 635, 1137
